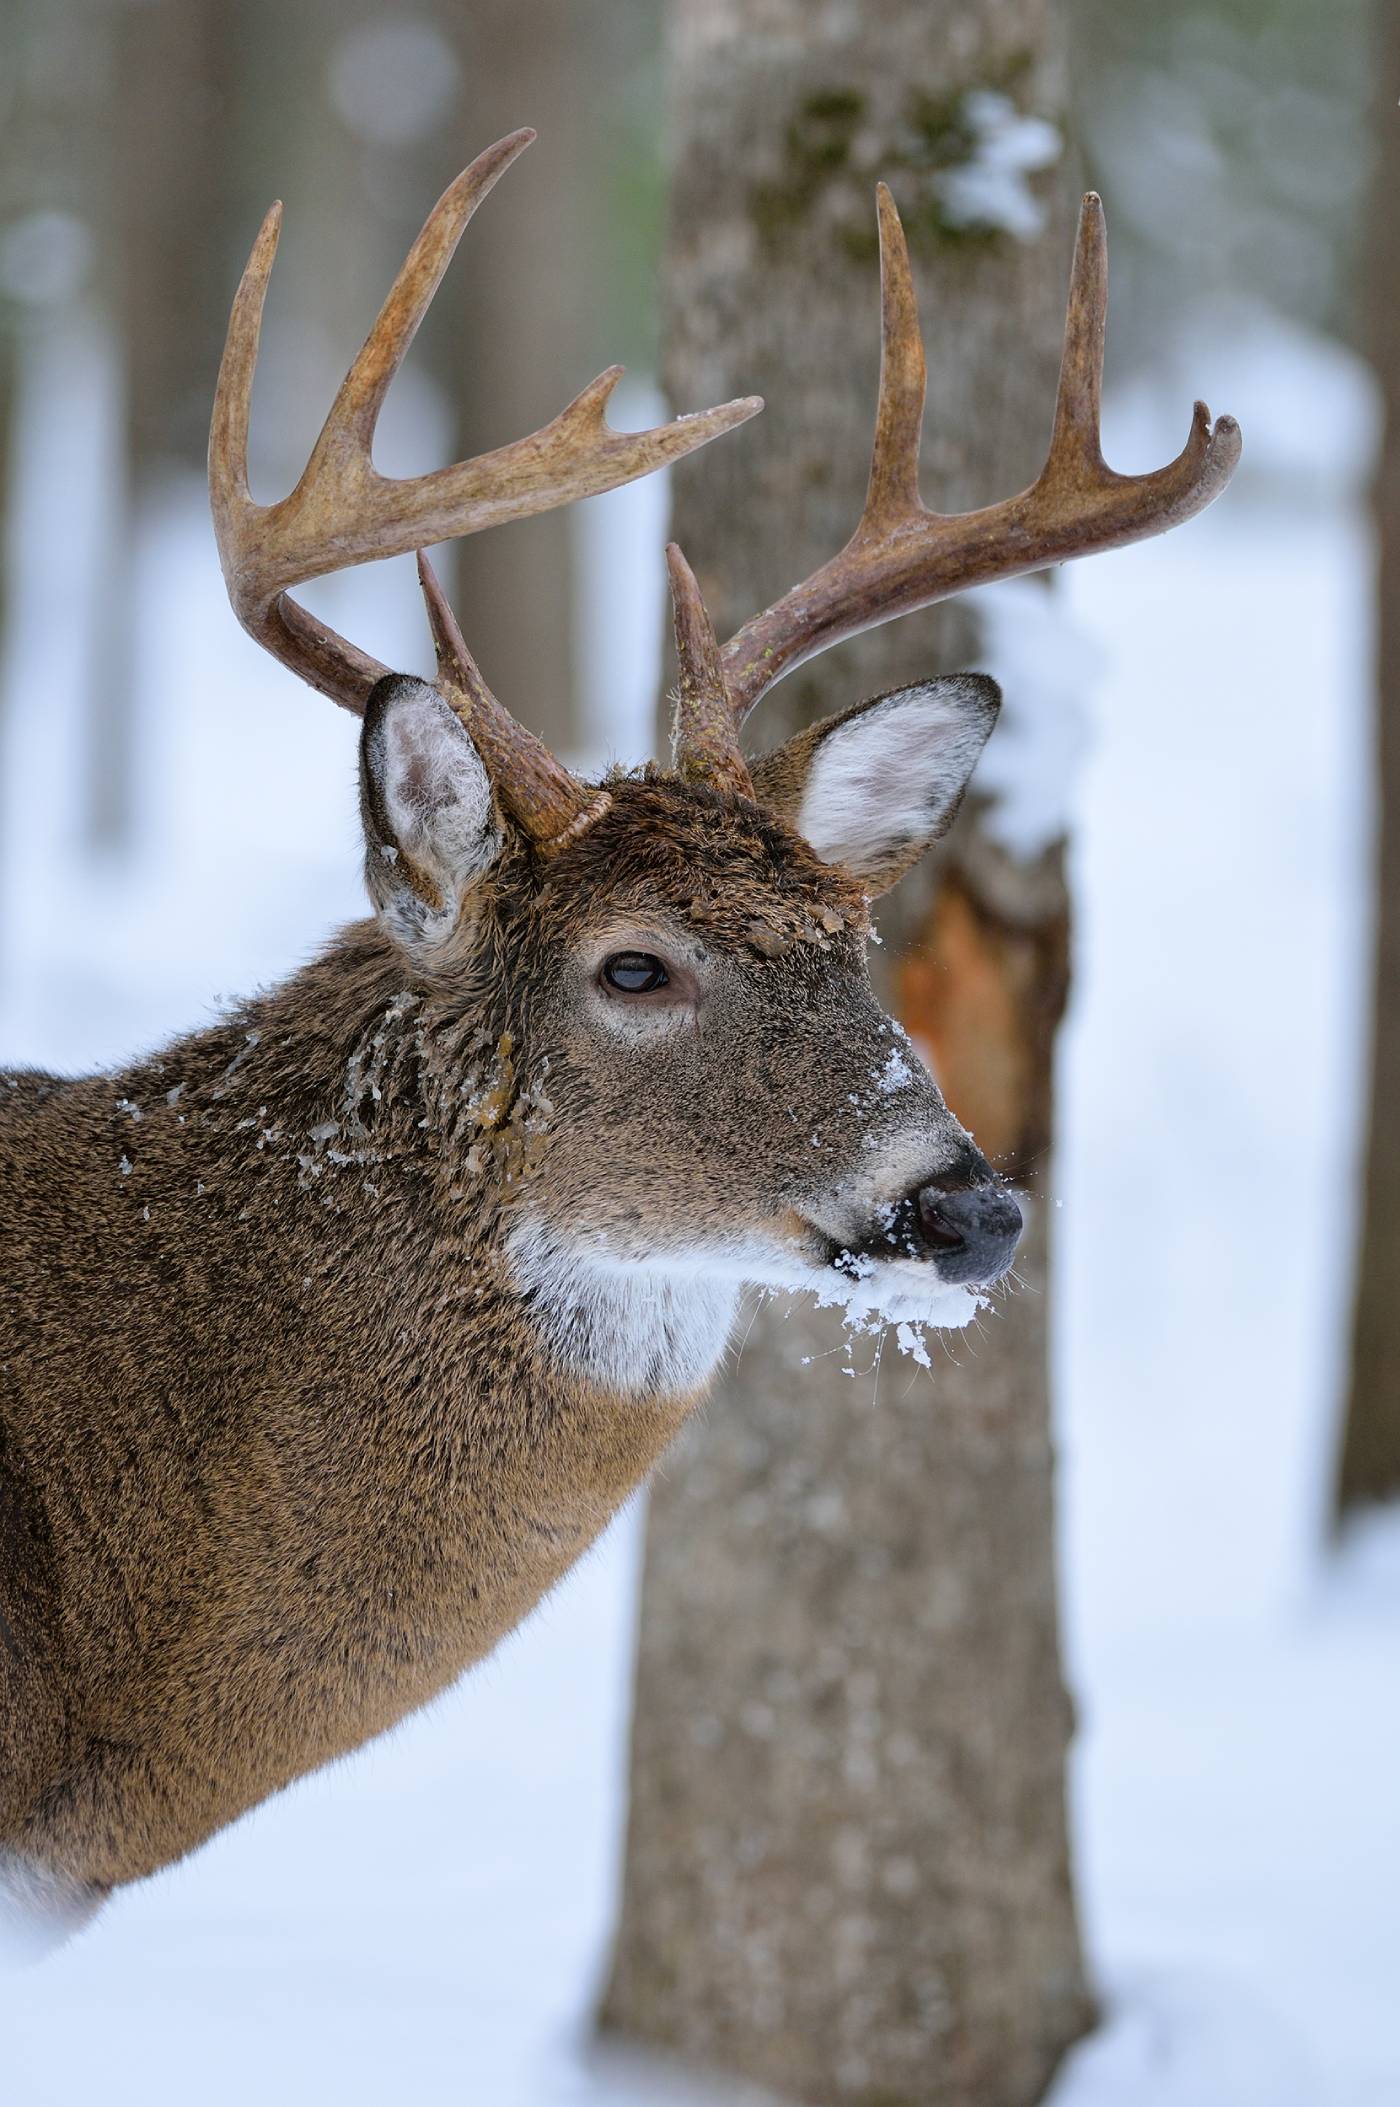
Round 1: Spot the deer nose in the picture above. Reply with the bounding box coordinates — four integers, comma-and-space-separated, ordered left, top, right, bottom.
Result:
915, 1179, 1023, 1286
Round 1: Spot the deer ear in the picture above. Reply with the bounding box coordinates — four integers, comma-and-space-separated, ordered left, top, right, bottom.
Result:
359, 675, 503, 956
750, 675, 1001, 896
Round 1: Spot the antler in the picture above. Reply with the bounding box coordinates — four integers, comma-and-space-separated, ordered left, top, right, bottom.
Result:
665, 542, 754, 798
670, 186, 1241, 779
416, 550, 608, 848
210, 128, 762, 715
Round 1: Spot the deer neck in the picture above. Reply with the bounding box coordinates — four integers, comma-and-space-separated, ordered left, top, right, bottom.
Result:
105, 919, 737, 1411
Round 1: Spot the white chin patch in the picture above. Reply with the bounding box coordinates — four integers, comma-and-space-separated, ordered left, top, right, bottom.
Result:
506, 1218, 740, 1399
507, 1217, 985, 1397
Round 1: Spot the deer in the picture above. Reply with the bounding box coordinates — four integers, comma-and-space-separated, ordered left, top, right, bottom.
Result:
0, 127, 1239, 1953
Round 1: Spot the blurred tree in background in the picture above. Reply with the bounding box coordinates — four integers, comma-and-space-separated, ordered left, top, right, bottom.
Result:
1070, 0, 1373, 362
600, 3, 1091, 2102
1338, 2, 1399, 1517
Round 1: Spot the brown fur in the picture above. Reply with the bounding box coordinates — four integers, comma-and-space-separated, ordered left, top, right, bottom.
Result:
0, 753, 990, 1905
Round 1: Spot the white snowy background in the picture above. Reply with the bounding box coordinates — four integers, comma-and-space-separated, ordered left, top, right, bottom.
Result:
0, 290, 1396, 2106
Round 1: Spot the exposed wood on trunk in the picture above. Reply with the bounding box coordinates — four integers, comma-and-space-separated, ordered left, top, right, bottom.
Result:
1338, 12, 1400, 1516
600, 4, 1091, 2103
900, 862, 1069, 1182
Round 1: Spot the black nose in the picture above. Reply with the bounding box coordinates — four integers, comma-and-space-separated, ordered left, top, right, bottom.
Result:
915, 1179, 1023, 1286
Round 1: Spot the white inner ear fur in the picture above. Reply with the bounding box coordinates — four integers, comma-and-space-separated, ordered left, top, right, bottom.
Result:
380, 684, 498, 890
796, 677, 998, 875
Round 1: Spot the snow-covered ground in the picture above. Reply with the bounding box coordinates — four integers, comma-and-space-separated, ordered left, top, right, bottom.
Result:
0, 315, 1396, 2106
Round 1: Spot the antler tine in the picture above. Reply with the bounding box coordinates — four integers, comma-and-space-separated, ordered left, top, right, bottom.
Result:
209, 200, 280, 524
405, 364, 761, 536
209, 198, 282, 595
209, 129, 764, 714
716, 186, 1242, 728
1043, 191, 1108, 478
860, 183, 927, 536
665, 543, 753, 796
309, 129, 534, 466
416, 553, 608, 850
210, 200, 393, 703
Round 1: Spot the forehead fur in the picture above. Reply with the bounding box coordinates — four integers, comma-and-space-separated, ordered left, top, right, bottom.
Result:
535, 770, 870, 953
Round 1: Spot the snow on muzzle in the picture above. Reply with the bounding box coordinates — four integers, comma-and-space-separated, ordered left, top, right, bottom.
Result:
840, 1171, 1025, 1289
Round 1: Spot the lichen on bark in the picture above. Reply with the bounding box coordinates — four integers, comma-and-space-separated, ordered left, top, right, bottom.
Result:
750, 56, 1055, 263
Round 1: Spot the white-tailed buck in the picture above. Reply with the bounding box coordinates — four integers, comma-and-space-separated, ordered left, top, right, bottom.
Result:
0, 129, 1239, 1949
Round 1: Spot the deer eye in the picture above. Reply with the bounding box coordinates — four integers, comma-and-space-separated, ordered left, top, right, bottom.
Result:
601, 951, 670, 994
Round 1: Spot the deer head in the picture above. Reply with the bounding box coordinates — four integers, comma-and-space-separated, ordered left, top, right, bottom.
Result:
211, 129, 1240, 1370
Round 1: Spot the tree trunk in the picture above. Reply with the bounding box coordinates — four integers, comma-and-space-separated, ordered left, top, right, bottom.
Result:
1337, 6, 1400, 1517
600, 6, 1091, 2104
112, 0, 243, 482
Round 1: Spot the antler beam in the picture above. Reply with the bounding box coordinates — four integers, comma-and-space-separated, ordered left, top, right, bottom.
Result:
209, 128, 762, 713
713, 187, 1242, 727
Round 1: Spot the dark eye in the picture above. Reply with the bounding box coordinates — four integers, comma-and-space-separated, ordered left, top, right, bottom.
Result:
602, 951, 670, 995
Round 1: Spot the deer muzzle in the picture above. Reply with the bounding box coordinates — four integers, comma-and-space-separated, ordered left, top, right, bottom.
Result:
913, 1179, 1023, 1286
844, 1171, 1023, 1290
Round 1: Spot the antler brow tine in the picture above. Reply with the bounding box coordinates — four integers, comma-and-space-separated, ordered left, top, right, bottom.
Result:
665, 542, 754, 797
713, 187, 1242, 726
209, 128, 763, 714
415, 550, 604, 848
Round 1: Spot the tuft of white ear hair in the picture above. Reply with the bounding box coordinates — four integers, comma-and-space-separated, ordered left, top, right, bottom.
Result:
796, 675, 1000, 878
377, 683, 495, 876
361, 676, 502, 953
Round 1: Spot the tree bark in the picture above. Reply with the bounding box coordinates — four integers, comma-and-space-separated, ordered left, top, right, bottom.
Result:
600, 6, 1091, 2104
1337, 6, 1400, 1518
